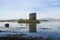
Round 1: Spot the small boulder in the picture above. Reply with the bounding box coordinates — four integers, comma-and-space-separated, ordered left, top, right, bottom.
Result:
5, 23, 9, 28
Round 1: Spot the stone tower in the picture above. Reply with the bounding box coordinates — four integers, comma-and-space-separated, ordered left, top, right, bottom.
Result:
29, 13, 36, 20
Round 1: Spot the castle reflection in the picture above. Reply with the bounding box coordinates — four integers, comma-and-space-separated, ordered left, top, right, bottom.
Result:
29, 23, 36, 32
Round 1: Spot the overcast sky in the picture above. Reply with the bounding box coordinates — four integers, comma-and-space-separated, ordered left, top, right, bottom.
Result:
0, 0, 60, 20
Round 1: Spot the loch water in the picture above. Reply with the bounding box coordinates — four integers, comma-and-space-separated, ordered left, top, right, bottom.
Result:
0, 21, 60, 40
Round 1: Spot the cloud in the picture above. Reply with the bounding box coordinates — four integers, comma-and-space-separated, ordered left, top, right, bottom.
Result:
37, 8, 60, 19
0, 0, 60, 19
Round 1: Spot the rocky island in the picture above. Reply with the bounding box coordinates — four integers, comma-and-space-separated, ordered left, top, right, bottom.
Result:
18, 13, 40, 23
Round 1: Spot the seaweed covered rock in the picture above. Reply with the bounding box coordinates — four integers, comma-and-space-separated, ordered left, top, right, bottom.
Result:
5, 23, 9, 28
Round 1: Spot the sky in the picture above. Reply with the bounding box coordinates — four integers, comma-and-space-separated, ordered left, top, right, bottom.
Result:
0, 0, 60, 20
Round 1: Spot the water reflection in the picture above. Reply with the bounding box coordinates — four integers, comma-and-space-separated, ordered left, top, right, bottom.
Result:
29, 23, 36, 32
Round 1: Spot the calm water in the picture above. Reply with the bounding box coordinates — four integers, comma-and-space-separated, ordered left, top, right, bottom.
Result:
0, 21, 60, 39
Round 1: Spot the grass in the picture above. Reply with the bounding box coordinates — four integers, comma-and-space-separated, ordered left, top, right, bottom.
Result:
18, 19, 40, 23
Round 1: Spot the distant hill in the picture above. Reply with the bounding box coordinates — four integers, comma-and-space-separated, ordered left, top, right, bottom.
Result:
0, 19, 18, 22
0, 18, 60, 22
39, 18, 60, 21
